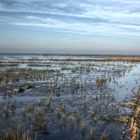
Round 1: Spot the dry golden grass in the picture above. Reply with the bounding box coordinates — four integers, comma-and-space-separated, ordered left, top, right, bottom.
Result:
106, 56, 140, 62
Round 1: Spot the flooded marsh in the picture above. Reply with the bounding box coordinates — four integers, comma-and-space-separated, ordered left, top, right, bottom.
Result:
0, 54, 140, 140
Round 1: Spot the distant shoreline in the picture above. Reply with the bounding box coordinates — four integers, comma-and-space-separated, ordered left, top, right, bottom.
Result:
0, 53, 140, 57
0, 53, 140, 62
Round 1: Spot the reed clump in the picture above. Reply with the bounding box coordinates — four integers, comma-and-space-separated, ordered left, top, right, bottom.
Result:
0, 127, 34, 140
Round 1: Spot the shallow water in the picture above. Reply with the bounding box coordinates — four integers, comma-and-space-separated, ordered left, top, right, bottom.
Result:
0, 54, 140, 140
109, 63, 140, 101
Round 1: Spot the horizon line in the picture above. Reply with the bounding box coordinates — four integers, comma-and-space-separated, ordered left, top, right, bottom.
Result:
0, 52, 140, 57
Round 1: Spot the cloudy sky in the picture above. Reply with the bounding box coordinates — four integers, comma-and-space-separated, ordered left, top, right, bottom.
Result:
0, 0, 140, 54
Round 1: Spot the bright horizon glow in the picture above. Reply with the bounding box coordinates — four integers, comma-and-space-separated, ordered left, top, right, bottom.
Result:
0, 0, 140, 54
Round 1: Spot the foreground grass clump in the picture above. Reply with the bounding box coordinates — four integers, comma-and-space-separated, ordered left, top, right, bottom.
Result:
96, 77, 108, 88
118, 88, 140, 140
0, 128, 34, 140
130, 89, 140, 140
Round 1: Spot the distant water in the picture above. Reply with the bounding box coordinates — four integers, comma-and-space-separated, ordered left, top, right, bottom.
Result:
0, 53, 140, 57
0, 53, 140, 62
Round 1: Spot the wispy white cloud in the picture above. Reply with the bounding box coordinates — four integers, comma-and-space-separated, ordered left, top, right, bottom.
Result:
0, 0, 140, 36
8, 15, 139, 37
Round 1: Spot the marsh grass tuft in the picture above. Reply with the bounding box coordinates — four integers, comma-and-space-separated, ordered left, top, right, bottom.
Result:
0, 127, 34, 140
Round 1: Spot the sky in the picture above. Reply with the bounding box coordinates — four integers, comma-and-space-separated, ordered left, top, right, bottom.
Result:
0, 0, 140, 54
